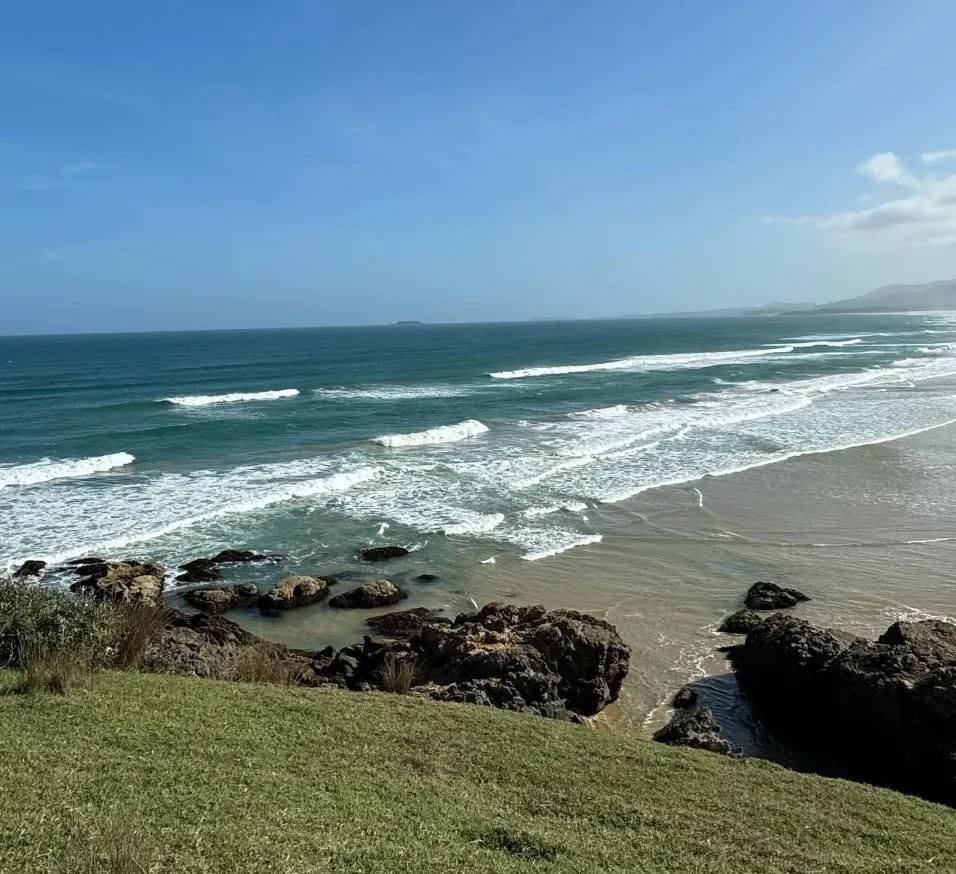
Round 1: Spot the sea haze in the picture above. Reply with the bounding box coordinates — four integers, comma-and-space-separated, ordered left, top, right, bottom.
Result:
2, 313, 956, 571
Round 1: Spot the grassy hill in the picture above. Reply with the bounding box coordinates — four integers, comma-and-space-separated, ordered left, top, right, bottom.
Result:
1, 672, 954, 873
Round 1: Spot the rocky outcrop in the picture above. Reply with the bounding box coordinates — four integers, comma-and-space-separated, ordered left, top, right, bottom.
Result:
141, 600, 630, 722
653, 707, 739, 756
257, 576, 330, 616
718, 610, 765, 635
184, 584, 259, 614
13, 560, 46, 578
672, 685, 699, 709
71, 560, 165, 607
329, 580, 407, 609
732, 614, 956, 804
366, 608, 448, 641
360, 546, 409, 562
744, 582, 810, 610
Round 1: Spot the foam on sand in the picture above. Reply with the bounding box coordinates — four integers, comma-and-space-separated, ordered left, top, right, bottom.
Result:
162, 389, 300, 406
0, 453, 135, 489
372, 419, 489, 448
489, 346, 794, 380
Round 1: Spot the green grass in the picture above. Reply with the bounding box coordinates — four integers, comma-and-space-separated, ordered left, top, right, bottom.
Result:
1, 672, 954, 873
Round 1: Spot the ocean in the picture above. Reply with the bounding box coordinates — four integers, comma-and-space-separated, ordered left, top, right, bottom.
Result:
3, 312, 956, 737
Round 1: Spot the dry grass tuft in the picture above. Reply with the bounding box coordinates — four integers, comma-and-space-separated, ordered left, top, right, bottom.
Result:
81, 820, 157, 874
111, 604, 169, 671
380, 652, 417, 695
14, 636, 94, 695
228, 643, 309, 686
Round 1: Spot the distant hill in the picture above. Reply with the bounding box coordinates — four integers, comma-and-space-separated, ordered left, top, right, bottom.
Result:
811, 280, 956, 313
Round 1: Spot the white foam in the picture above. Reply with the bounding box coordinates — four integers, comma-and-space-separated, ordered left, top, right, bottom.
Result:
569, 404, 630, 419
0, 453, 135, 489
440, 513, 505, 536
522, 501, 589, 519
480, 556, 497, 565
774, 338, 863, 348
521, 533, 603, 561
372, 420, 489, 448
489, 346, 794, 380
162, 389, 299, 406
316, 385, 473, 401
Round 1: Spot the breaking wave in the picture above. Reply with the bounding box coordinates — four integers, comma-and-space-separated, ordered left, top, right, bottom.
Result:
0, 453, 135, 489
162, 389, 300, 406
372, 420, 489, 448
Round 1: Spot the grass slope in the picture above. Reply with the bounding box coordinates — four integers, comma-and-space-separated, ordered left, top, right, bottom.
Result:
1, 672, 954, 874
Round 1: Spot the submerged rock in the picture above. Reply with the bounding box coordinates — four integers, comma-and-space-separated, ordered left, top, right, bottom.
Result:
718, 610, 765, 635
210, 549, 267, 564
13, 560, 46, 579
366, 607, 447, 640
184, 584, 259, 614
744, 582, 810, 611
257, 576, 330, 615
360, 546, 409, 562
653, 707, 739, 756
329, 580, 407, 609
176, 558, 221, 584
70, 560, 165, 607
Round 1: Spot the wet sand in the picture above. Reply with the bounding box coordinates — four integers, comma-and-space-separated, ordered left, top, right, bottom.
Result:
467, 421, 956, 745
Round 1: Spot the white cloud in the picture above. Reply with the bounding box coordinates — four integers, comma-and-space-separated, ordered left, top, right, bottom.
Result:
774, 150, 956, 248
922, 149, 956, 164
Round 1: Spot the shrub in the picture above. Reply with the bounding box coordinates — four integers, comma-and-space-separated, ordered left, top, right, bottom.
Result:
380, 652, 417, 694
14, 634, 95, 695
0, 577, 116, 672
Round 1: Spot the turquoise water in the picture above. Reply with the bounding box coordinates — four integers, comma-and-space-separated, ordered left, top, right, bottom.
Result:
3, 313, 956, 581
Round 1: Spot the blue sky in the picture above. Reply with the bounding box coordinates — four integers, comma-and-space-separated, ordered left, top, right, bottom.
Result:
3, 0, 956, 333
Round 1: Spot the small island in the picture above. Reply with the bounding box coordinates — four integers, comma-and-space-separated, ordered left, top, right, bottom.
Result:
393, 320, 424, 326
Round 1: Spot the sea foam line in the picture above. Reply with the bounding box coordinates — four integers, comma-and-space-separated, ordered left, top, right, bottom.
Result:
0, 453, 135, 490
521, 533, 603, 562
489, 346, 794, 380
161, 389, 300, 406
316, 385, 474, 401
372, 419, 489, 448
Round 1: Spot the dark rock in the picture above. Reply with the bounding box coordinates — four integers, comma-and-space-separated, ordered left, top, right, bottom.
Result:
744, 582, 810, 611
209, 549, 267, 564
257, 576, 330, 615
416, 573, 440, 582
360, 546, 409, 562
73, 560, 109, 579
70, 560, 165, 607
66, 556, 105, 566
366, 608, 448, 640
13, 560, 46, 578
653, 707, 739, 756
415, 602, 630, 717
732, 613, 956, 804
329, 580, 408, 609
878, 620, 956, 667
718, 610, 765, 635
184, 584, 259, 614
672, 685, 698, 709
176, 558, 221, 584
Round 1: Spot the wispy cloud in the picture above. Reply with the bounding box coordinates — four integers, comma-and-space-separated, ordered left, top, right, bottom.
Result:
922, 149, 956, 164
769, 149, 956, 248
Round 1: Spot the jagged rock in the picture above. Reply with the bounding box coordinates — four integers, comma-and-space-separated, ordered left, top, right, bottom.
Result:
329, 580, 407, 609
732, 614, 956, 804
257, 576, 330, 615
744, 582, 810, 610
13, 560, 46, 578
366, 608, 448, 640
653, 707, 738, 756
210, 549, 267, 564
176, 558, 221, 584
415, 602, 630, 717
672, 685, 698, 709
184, 584, 259, 614
65, 556, 105, 566
70, 560, 165, 607
360, 546, 409, 562
718, 610, 765, 635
